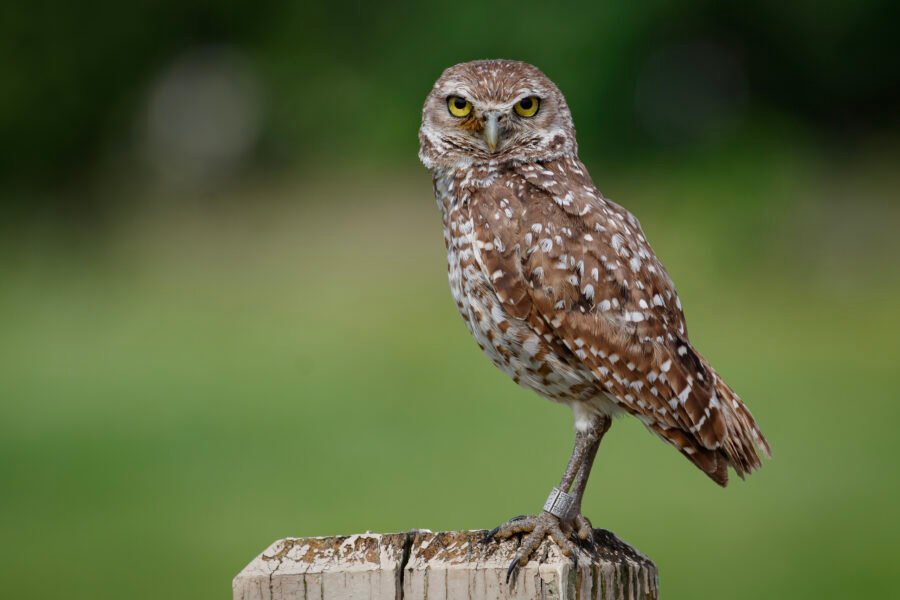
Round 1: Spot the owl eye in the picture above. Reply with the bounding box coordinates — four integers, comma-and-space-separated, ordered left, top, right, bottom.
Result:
447, 96, 473, 117
514, 96, 540, 118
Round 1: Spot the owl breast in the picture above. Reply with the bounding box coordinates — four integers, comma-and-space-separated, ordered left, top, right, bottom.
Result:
435, 170, 609, 410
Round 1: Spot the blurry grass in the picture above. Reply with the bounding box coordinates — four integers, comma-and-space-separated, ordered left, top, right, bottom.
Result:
0, 144, 898, 599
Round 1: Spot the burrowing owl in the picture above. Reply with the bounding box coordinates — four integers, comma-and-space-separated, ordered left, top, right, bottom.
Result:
418, 60, 770, 575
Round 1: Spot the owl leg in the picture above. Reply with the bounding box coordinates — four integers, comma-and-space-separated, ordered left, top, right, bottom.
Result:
570, 431, 603, 544
482, 416, 612, 582
565, 414, 612, 543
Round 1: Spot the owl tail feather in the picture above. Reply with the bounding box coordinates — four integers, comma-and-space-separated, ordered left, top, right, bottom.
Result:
712, 377, 771, 486
652, 376, 770, 487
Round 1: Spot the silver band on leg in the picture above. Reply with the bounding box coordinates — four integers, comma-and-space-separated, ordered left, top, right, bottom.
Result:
543, 487, 577, 520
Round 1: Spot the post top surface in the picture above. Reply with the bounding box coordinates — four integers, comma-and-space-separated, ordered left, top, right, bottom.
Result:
234, 529, 658, 600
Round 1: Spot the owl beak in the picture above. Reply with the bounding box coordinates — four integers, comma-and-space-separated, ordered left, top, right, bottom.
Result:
482, 114, 500, 153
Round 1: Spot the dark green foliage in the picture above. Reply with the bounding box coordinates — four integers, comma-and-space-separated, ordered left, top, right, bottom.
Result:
1, 1, 898, 193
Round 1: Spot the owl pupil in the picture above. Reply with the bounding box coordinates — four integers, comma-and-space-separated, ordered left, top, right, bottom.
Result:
520, 98, 532, 109
454, 98, 467, 109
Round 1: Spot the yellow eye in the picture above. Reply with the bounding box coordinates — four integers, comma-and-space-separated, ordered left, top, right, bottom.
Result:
514, 96, 540, 118
447, 96, 472, 117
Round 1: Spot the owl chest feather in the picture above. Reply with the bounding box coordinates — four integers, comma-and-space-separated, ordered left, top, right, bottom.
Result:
434, 169, 601, 406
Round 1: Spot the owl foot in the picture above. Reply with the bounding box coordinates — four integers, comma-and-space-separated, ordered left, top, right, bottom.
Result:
483, 512, 582, 583
573, 513, 594, 546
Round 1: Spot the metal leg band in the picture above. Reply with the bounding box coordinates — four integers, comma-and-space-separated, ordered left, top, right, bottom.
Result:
543, 487, 577, 520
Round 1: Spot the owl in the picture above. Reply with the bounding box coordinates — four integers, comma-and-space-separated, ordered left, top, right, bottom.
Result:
418, 60, 770, 577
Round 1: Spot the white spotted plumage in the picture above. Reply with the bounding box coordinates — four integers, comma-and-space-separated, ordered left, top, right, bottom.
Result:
420, 59, 770, 486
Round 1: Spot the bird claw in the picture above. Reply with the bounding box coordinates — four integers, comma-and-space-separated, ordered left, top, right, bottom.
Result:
481, 515, 527, 544
572, 514, 595, 548
481, 527, 500, 544
486, 512, 583, 586
506, 557, 519, 584
572, 533, 593, 550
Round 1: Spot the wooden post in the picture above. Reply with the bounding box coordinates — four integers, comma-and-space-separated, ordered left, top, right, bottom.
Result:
234, 529, 658, 600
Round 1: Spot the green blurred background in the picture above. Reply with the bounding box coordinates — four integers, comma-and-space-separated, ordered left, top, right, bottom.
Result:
2, 2, 899, 598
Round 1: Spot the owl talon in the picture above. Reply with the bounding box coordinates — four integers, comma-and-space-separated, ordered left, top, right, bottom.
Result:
482, 514, 527, 543
575, 514, 594, 544
485, 511, 583, 586
486, 514, 539, 541
482, 528, 499, 544
506, 557, 519, 584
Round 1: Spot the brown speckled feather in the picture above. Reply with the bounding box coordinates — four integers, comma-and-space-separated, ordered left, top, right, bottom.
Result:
420, 59, 769, 487
466, 157, 770, 485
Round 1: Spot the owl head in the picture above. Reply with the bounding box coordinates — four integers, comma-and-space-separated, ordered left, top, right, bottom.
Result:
419, 60, 577, 170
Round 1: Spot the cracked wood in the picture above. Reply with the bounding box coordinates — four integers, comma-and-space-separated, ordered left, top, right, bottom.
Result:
233, 530, 658, 599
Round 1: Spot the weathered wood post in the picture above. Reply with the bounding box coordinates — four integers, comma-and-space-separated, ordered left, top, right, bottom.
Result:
234, 529, 658, 599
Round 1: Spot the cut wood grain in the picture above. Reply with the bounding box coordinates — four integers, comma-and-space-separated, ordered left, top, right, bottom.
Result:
233, 529, 657, 600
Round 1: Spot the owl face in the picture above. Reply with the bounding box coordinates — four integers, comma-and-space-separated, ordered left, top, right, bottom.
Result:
419, 60, 577, 169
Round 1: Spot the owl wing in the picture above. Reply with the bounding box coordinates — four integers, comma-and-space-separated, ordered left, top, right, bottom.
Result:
470, 157, 769, 485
